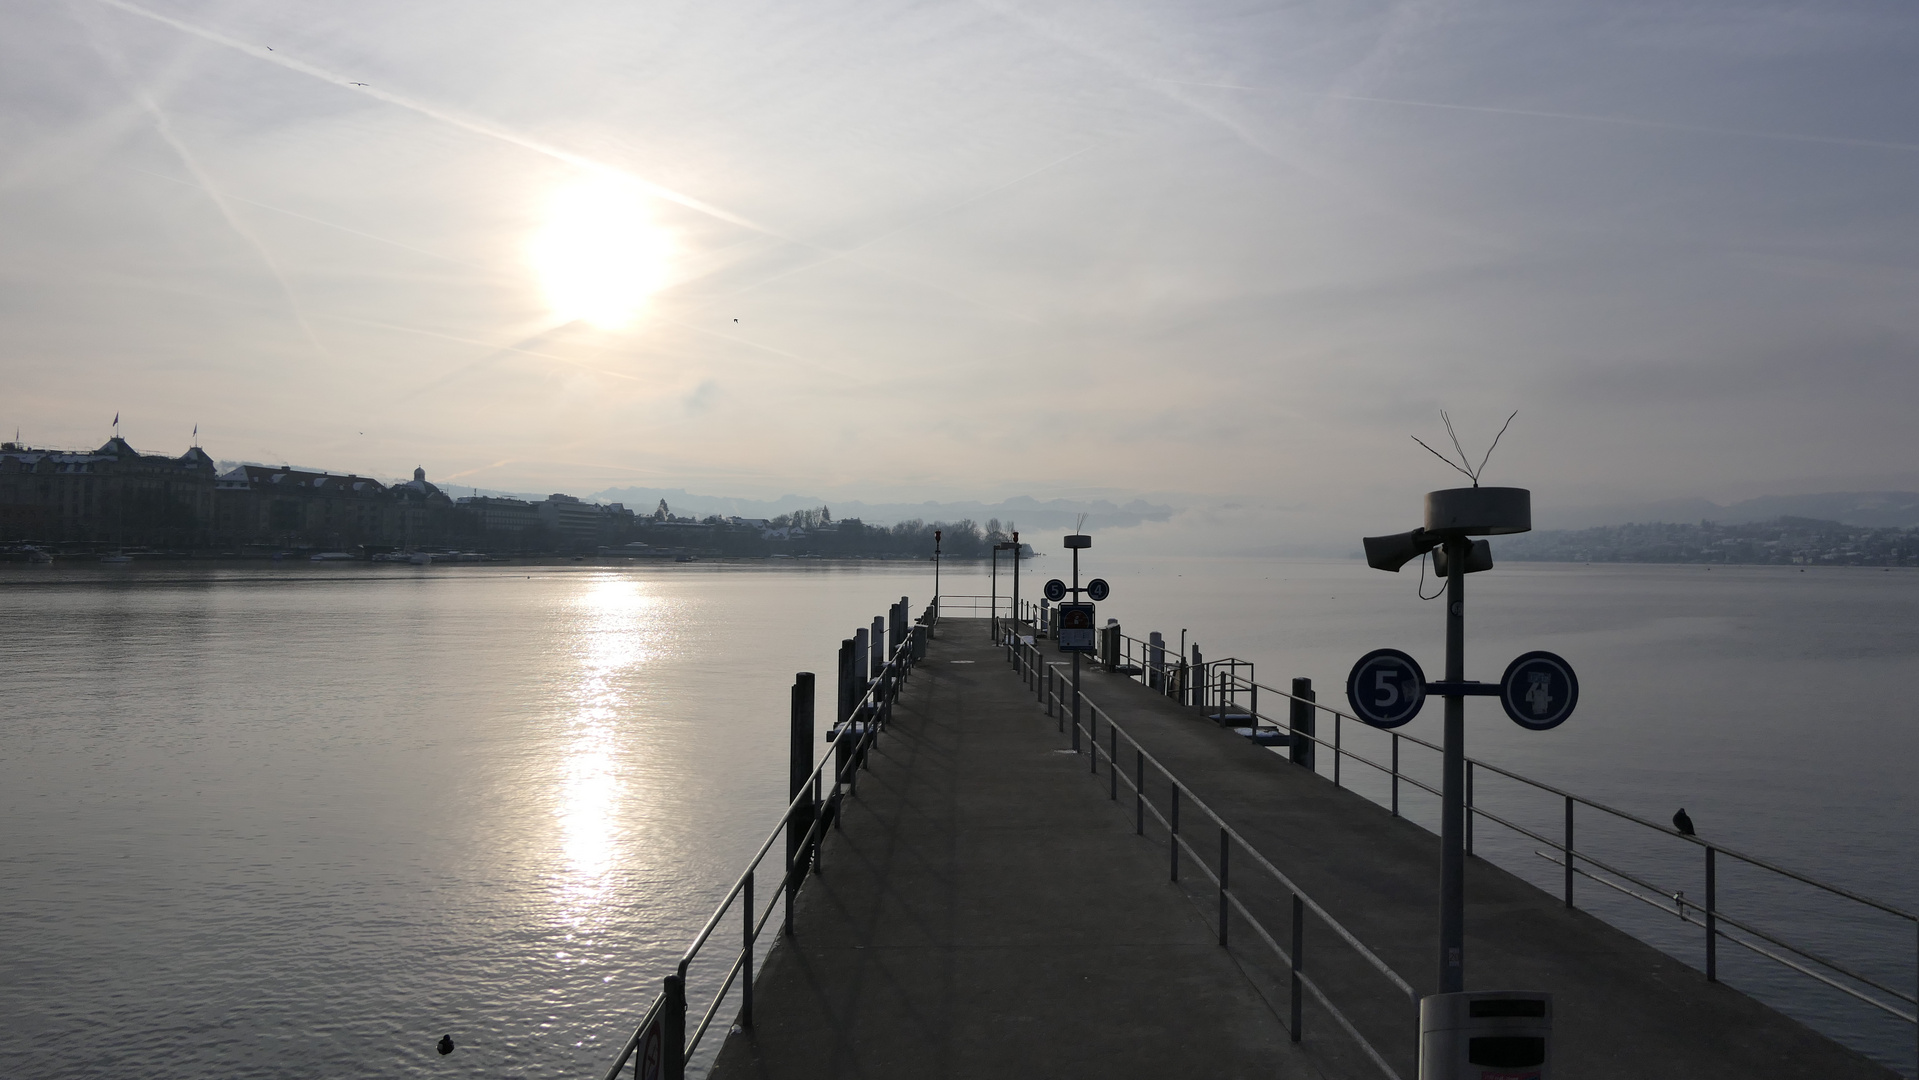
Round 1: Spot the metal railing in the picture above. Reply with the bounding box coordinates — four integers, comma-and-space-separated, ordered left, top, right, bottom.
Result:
597, 603, 933, 1080
1093, 624, 1919, 1076
932, 593, 1007, 620
1000, 631, 1420, 1079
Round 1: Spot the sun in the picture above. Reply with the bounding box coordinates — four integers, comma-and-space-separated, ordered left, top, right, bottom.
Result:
530, 172, 672, 330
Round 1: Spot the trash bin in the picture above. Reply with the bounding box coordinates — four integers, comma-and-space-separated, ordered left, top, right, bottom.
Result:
1419, 991, 1552, 1080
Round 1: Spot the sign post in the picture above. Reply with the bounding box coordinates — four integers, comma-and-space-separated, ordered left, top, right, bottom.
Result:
1045, 532, 1107, 753
1351, 487, 1578, 995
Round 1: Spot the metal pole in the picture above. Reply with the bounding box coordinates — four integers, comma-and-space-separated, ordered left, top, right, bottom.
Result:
1564, 796, 1575, 907
786, 673, 815, 935
1289, 893, 1305, 1042
1218, 828, 1230, 948
1466, 761, 1475, 856
1169, 785, 1180, 882
663, 973, 686, 1080
1071, 651, 1081, 753
1439, 536, 1467, 994
1333, 714, 1342, 788
1109, 726, 1118, 800
741, 870, 754, 1028
1391, 734, 1400, 817
1705, 846, 1717, 981
1011, 531, 1020, 635
1134, 749, 1144, 834
990, 546, 998, 642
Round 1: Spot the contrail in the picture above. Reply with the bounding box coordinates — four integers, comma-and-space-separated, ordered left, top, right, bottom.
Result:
324, 315, 652, 394
89, 0, 780, 237
139, 90, 334, 360
712, 142, 1101, 304
71, 4, 333, 360
1156, 79, 1919, 154
123, 165, 477, 268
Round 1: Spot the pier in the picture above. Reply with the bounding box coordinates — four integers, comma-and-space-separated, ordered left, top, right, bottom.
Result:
605, 602, 1909, 1080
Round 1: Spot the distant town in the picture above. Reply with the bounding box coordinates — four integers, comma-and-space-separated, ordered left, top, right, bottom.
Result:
0, 436, 1022, 562
1498, 517, 1919, 566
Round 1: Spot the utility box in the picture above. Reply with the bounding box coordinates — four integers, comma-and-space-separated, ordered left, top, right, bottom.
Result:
1419, 991, 1552, 1080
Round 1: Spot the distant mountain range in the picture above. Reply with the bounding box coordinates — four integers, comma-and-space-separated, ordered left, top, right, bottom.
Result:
588, 487, 1177, 531
1543, 492, 1919, 530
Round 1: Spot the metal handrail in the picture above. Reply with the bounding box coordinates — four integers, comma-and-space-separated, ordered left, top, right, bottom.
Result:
1103, 626, 1918, 1074
599, 605, 931, 1080
1021, 643, 1417, 1079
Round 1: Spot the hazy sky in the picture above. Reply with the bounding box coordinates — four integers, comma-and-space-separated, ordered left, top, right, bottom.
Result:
4, 0, 1917, 545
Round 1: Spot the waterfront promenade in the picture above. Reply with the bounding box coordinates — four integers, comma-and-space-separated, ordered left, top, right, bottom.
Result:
706, 625, 1897, 1079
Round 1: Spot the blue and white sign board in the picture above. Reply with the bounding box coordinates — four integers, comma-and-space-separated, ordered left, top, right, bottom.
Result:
1043, 578, 1068, 603
1346, 648, 1427, 729
1086, 578, 1111, 602
1500, 651, 1578, 730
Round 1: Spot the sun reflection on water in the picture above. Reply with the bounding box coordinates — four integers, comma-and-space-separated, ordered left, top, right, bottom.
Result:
552, 577, 658, 920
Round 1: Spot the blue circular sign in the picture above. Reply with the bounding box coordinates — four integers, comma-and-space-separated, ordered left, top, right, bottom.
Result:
1500, 651, 1578, 730
1346, 648, 1427, 729
1086, 578, 1111, 602
1043, 578, 1067, 602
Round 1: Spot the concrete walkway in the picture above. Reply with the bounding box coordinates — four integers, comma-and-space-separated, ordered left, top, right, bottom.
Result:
705, 629, 1323, 1080
709, 624, 1898, 1080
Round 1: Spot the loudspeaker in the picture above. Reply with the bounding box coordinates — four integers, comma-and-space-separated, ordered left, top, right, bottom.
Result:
1431, 538, 1494, 576
1363, 528, 1440, 572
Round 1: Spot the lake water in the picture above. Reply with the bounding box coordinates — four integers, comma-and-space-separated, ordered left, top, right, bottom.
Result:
2, 557, 1914, 1077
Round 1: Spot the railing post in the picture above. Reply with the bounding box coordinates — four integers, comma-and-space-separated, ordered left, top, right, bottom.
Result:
1169, 785, 1180, 882
786, 673, 815, 936
1289, 894, 1304, 1042
1563, 795, 1575, 906
742, 870, 755, 1028
1288, 678, 1315, 771
1134, 749, 1144, 834
1391, 734, 1400, 817
1109, 726, 1117, 801
1333, 714, 1342, 787
1705, 846, 1717, 981
1218, 828, 1230, 947
663, 973, 686, 1080
1465, 761, 1475, 856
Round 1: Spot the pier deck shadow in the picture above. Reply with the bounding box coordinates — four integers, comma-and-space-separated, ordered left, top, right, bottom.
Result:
705, 631, 1322, 1080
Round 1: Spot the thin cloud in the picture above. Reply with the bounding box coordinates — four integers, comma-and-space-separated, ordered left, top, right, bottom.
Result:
88, 0, 779, 237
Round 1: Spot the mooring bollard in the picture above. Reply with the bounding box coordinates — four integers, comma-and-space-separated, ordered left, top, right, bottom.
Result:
852, 626, 869, 688
1289, 677, 1316, 771
1149, 631, 1165, 691
786, 672, 816, 935
912, 624, 927, 661
870, 617, 885, 679
837, 639, 855, 726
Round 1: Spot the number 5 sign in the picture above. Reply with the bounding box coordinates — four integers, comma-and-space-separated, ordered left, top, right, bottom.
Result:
1345, 648, 1427, 729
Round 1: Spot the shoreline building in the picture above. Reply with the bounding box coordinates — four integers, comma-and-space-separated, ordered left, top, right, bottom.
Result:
0, 438, 219, 547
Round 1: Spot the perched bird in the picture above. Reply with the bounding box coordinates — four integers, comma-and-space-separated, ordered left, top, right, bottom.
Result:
1673, 808, 1696, 836
437, 1035, 455, 1056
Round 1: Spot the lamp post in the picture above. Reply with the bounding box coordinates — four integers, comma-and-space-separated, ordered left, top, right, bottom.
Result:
932, 529, 942, 632
991, 538, 1017, 642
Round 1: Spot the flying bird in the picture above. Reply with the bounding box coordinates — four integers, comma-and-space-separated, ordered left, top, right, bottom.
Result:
1673, 808, 1695, 836
351, 82, 368, 86
437, 1034, 455, 1056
